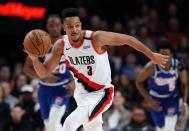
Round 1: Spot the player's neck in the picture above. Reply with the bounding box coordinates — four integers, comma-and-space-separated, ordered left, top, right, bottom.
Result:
163, 63, 172, 71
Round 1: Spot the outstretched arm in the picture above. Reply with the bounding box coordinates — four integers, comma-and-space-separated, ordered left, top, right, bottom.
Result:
92, 31, 168, 67
25, 39, 63, 79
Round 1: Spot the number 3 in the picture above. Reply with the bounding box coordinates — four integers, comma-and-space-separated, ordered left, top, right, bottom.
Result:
87, 66, 92, 76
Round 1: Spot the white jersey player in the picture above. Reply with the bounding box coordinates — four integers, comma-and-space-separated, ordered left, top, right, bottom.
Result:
25, 8, 169, 131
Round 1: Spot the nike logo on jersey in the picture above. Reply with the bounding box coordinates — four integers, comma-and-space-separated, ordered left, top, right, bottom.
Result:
83, 45, 90, 49
66, 47, 71, 50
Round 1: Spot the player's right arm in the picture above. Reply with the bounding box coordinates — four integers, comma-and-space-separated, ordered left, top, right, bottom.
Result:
26, 39, 63, 79
135, 62, 162, 111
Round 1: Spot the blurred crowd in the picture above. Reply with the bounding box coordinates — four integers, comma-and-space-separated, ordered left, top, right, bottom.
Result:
1, 0, 189, 131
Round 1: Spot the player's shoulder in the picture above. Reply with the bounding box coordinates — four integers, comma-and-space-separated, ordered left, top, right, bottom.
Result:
142, 61, 155, 75
92, 30, 106, 38
145, 61, 154, 69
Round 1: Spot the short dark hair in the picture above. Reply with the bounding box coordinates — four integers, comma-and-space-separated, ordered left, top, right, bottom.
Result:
157, 40, 173, 52
47, 14, 61, 22
62, 8, 79, 21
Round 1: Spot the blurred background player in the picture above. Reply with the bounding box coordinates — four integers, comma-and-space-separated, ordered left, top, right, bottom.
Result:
23, 14, 74, 131
136, 40, 188, 131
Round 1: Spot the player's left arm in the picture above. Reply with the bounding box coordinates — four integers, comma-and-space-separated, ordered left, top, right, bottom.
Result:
92, 31, 169, 68
178, 62, 188, 103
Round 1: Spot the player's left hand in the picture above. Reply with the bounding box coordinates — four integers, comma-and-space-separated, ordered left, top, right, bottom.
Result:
176, 103, 188, 129
151, 53, 169, 68
179, 103, 187, 116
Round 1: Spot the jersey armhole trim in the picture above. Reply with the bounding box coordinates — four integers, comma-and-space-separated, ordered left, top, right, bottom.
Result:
91, 31, 106, 55
153, 63, 158, 78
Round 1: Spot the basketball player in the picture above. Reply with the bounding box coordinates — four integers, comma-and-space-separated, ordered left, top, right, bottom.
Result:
23, 15, 74, 131
25, 8, 169, 131
136, 40, 188, 131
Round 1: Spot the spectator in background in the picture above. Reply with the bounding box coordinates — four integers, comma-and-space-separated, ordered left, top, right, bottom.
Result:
138, 26, 156, 51
0, 84, 10, 131
167, 3, 178, 18
119, 53, 138, 80
148, 9, 162, 45
121, 106, 154, 131
116, 74, 133, 103
108, 46, 121, 77
0, 65, 12, 86
12, 62, 23, 79
90, 15, 101, 30
112, 22, 125, 33
79, 6, 89, 29
30, 79, 44, 131
100, 20, 109, 31
103, 90, 131, 131
136, 4, 149, 26
127, 19, 137, 37
1, 82, 19, 108
176, 36, 189, 60
12, 73, 28, 97
6, 104, 33, 131
185, 56, 189, 81
19, 84, 35, 120
164, 17, 182, 49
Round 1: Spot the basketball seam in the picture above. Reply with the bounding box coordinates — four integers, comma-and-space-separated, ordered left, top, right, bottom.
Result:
28, 35, 40, 55
32, 31, 43, 54
36, 30, 44, 54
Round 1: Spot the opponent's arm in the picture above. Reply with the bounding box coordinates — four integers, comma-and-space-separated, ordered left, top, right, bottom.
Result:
26, 39, 63, 79
178, 63, 188, 103
23, 56, 39, 79
135, 62, 154, 101
92, 31, 168, 67
135, 62, 162, 111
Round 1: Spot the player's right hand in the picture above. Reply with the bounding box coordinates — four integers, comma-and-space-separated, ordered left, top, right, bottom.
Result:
151, 52, 169, 68
146, 99, 163, 112
23, 49, 38, 61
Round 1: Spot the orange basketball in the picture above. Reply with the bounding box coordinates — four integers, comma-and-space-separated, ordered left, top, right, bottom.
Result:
23, 29, 51, 56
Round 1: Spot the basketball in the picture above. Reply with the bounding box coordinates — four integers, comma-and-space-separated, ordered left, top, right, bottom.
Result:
23, 29, 51, 56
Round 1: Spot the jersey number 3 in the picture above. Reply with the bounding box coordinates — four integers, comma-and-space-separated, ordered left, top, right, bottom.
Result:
87, 66, 92, 76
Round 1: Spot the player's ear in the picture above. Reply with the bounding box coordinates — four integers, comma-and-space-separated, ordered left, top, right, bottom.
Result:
62, 24, 66, 32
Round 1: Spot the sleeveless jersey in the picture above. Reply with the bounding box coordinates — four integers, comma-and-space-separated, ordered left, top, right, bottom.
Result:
62, 30, 113, 94
148, 58, 180, 98
39, 47, 71, 86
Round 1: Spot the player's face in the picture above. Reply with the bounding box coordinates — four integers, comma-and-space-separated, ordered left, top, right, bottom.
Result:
63, 16, 82, 42
46, 18, 62, 37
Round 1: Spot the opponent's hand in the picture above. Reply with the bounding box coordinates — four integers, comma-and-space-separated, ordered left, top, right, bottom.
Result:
179, 103, 187, 115
23, 49, 38, 61
151, 53, 169, 68
146, 99, 163, 112
176, 103, 188, 129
